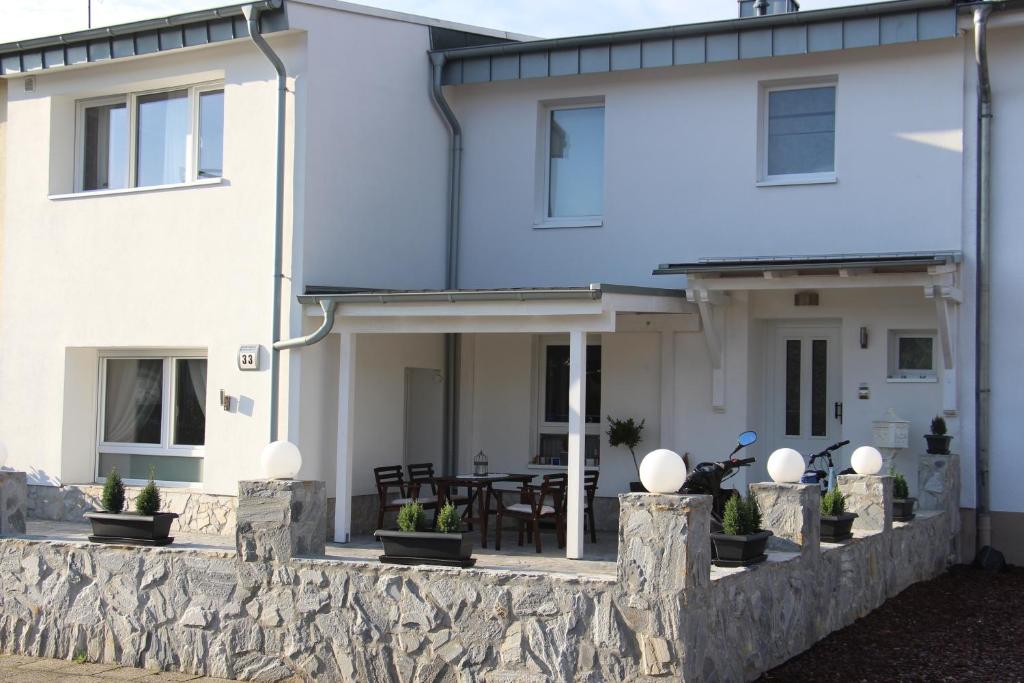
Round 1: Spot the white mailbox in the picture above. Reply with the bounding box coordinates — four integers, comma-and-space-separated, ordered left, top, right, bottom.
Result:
872, 408, 910, 449
238, 345, 261, 371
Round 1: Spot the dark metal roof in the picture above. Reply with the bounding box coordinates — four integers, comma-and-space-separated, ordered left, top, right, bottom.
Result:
434, 0, 962, 86
653, 251, 961, 276
299, 283, 686, 304
0, 0, 287, 76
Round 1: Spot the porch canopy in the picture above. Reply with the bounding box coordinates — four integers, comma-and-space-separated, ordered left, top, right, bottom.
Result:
653, 250, 962, 412
301, 283, 696, 558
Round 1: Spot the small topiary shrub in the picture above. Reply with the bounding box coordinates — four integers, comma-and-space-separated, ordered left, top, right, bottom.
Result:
135, 469, 161, 516
930, 415, 947, 436
101, 467, 125, 513
606, 416, 646, 478
892, 472, 910, 500
435, 502, 461, 534
722, 493, 762, 536
821, 488, 846, 517
397, 501, 425, 532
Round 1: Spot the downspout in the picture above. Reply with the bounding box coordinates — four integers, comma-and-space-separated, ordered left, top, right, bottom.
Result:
973, 3, 994, 551
243, 3, 287, 443
275, 300, 336, 350
430, 53, 463, 475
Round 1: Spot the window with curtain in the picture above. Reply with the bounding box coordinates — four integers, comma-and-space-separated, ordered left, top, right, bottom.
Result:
81, 100, 129, 191
547, 106, 605, 218
99, 355, 207, 484
764, 84, 836, 178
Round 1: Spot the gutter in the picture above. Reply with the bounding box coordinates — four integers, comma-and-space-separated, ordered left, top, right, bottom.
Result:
972, 2, 995, 552
243, 2, 288, 443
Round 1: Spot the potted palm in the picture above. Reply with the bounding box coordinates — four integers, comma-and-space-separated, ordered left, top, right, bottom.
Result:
607, 416, 645, 492
924, 416, 952, 455
85, 469, 179, 546
375, 502, 475, 567
710, 493, 772, 567
820, 488, 857, 542
891, 471, 916, 521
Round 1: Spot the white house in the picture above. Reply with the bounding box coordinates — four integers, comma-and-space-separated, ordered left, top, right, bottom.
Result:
1, 0, 1022, 563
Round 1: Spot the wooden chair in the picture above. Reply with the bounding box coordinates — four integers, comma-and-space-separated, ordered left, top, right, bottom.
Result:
494, 473, 567, 553
374, 465, 436, 530
584, 470, 600, 543
407, 462, 470, 509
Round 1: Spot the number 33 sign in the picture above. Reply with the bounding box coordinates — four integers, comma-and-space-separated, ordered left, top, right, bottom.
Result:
238, 345, 261, 371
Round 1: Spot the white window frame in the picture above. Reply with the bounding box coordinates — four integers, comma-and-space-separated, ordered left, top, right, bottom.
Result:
96, 351, 207, 487
757, 78, 838, 187
536, 100, 605, 229
534, 336, 603, 467
74, 81, 224, 194
886, 330, 938, 382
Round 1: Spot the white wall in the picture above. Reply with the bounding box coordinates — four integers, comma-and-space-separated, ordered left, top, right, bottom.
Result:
448, 40, 964, 289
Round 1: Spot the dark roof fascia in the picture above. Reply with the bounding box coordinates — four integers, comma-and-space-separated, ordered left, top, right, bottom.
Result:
653, 251, 961, 275
297, 283, 686, 305
0, 0, 286, 76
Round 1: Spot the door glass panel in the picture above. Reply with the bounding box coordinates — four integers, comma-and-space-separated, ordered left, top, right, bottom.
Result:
543, 345, 601, 424
811, 339, 827, 437
785, 339, 801, 436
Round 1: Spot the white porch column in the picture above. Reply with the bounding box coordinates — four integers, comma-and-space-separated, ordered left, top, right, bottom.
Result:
567, 330, 586, 559
334, 331, 357, 543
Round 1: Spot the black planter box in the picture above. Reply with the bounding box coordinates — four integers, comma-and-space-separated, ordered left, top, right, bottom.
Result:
924, 434, 953, 455
375, 529, 475, 568
892, 497, 917, 522
821, 512, 858, 542
711, 530, 772, 567
85, 511, 179, 546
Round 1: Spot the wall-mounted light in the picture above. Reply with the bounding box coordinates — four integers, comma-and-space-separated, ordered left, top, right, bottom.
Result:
860, 326, 870, 349
220, 390, 232, 412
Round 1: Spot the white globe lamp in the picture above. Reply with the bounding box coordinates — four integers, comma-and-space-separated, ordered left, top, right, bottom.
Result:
260, 440, 302, 480
851, 445, 883, 475
638, 449, 687, 494
767, 448, 805, 483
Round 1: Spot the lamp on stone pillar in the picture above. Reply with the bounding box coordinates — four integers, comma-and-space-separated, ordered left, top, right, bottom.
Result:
872, 408, 910, 469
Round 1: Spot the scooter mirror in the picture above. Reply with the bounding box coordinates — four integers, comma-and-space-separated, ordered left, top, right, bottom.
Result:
737, 431, 758, 447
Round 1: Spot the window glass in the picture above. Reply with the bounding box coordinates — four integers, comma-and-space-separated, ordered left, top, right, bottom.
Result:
785, 339, 801, 436
898, 337, 933, 371
548, 107, 604, 217
173, 359, 207, 446
538, 434, 601, 466
98, 452, 202, 483
82, 102, 128, 191
767, 86, 835, 176
811, 339, 828, 437
543, 345, 601, 423
104, 359, 163, 444
136, 89, 189, 186
197, 89, 224, 178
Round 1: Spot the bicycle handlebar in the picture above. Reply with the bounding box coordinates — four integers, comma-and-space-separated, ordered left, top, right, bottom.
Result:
731, 457, 756, 465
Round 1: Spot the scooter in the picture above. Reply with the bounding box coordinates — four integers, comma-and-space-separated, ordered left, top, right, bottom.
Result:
800, 440, 850, 494
680, 430, 758, 533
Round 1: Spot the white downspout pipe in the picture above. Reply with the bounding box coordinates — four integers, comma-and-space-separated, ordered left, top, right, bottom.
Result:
243, 3, 287, 443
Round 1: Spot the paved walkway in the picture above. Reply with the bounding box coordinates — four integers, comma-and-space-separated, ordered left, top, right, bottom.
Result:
0, 655, 225, 682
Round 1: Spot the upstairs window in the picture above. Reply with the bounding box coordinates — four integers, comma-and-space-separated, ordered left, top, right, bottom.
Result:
544, 104, 604, 224
77, 83, 224, 192
761, 82, 836, 183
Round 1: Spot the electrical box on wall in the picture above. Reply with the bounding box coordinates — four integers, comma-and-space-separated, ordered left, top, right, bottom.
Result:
238, 345, 261, 371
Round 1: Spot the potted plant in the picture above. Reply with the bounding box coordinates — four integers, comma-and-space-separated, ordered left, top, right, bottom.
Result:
607, 416, 646, 492
891, 470, 916, 522
375, 501, 475, 568
85, 469, 179, 546
710, 493, 772, 567
924, 416, 952, 455
820, 488, 858, 542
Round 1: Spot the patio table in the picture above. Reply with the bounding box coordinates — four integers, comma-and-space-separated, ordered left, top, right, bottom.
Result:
435, 473, 534, 549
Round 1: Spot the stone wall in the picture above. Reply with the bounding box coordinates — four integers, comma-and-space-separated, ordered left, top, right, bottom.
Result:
0, 466, 958, 682
27, 484, 236, 536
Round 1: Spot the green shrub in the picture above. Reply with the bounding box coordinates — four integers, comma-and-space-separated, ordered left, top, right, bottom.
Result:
72, 651, 89, 664
892, 472, 910, 500
722, 493, 762, 536
135, 470, 161, 516
397, 502, 425, 532
930, 415, 947, 436
821, 488, 846, 517
101, 467, 125, 513
435, 502, 461, 534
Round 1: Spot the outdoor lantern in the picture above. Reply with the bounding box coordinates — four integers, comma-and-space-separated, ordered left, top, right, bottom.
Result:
260, 440, 302, 480
639, 449, 687, 493
851, 446, 883, 475
767, 448, 805, 483
473, 450, 489, 476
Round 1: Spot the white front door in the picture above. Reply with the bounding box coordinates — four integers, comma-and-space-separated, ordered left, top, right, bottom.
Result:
764, 322, 843, 471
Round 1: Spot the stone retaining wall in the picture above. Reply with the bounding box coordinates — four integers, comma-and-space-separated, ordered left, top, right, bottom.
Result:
0, 466, 958, 681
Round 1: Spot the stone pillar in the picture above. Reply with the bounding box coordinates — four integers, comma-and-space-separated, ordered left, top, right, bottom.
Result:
919, 454, 960, 560
236, 480, 326, 562
0, 471, 27, 535
749, 482, 820, 559
837, 474, 891, 533
616, 493, 711, 678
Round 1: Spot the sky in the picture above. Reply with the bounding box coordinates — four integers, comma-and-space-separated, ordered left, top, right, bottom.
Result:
0, 0, 879, 44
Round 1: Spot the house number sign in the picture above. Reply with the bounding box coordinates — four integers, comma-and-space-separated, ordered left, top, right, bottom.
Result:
238, 345, 261, 371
